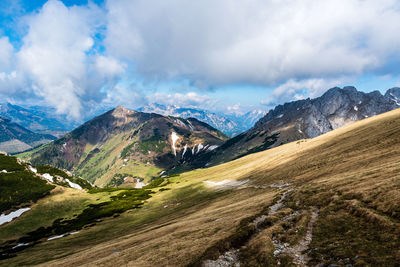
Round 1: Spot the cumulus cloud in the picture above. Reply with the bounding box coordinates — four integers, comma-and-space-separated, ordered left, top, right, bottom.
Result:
0, 37, 13, 70
105, 0, 400, 86
3, 0, 400, 120
94, 55, 126, 78
16, 0, 108, 119
150, 92, 217, 108
261, 78, 349, 106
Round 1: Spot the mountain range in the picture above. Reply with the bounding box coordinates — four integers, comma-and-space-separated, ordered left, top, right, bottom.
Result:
0, 103, 77, 137
0, 116, 56, 154
24, 106, 228, 187
18, 86, 400, 182
0, 102, 263, 154
137, 103, 266, 136
177, 86, 400, 170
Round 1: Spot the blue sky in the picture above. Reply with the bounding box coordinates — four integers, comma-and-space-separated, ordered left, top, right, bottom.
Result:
1, 0, 400, 120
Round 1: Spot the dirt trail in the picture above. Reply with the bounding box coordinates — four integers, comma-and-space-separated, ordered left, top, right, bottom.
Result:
273, 208, 319, 266
203, 185, 292, 267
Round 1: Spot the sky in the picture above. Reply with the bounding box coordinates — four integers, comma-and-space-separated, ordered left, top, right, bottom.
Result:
1, 0, 400, 121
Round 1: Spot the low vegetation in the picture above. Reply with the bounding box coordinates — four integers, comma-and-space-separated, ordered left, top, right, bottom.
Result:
0, 177, 171, 259
35, 165, 92, 190
0, 171, 55, 213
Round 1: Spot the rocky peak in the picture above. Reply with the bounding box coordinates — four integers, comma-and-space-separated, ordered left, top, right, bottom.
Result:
385, 87, 400, 105
111, 105, 135, 118
342, 86, 357, 93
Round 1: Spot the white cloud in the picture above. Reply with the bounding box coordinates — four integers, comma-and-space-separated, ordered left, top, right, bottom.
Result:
0, 37, 13, 71
94, 55, 126, 78
150, 91, 217, 108
261, 77, 350, 106
105, 0, 400, 86
226, 103, 245, 116
4, 0, 400, 120
17, 0, 101, 119
101, 83, 147, 108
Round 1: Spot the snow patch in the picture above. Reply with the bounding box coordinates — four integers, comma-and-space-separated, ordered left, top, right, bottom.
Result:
197, 144, 204, 153
353, 106, 358, 111
0, 207, 31, 226
47, 231, 79, 241
171, 132, 179, 156
187, 120, 194, 131
1, 169, 7, 173
42, 173, 53, 182
207, 145, 218, 151
12, 243, 29, 250
66, 179, 82, 190
135, 181, 148, 188
28, 166, 37, 173
182, 144, 188, 157
204, 179, 249, 189
277, 114, 283, 118
192, 144, 197, 155
390, 93, 400, 105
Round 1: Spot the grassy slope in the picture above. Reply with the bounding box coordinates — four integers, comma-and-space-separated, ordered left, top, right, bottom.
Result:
74, 133, 162, 186
20, 133, 162, 187
2, 108, 400, 266
0, 155, 55, 213
0, 187, 99, 243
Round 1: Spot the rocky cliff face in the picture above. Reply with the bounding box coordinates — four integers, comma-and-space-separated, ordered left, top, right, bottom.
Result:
177, 86, 400, 170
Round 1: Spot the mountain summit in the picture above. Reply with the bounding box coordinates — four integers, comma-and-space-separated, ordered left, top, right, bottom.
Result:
26, 106, 228, 186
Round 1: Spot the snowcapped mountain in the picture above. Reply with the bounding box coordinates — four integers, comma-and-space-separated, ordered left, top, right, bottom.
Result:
137, 103, 266, 136
227, 109, 267, 130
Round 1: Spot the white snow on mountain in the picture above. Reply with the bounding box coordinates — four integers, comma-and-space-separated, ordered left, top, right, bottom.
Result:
0, 207, 31, 226
171, 132, 179, 156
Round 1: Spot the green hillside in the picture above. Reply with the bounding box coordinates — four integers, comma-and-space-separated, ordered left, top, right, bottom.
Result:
21, 106, 228, 187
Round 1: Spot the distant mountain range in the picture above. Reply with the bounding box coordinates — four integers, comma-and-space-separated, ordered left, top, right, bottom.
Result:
137, 103, 266, 136
0, 102, 264, 150
0, 103, 77, 137
0, 116, 56, 154
178, 86, 400, 170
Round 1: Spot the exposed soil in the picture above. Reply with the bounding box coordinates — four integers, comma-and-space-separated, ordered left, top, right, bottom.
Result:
273, 208, 319, 266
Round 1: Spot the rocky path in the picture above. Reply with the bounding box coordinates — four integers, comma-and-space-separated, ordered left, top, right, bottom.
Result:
273, 208, 319, 266
203, 184, 292, 267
